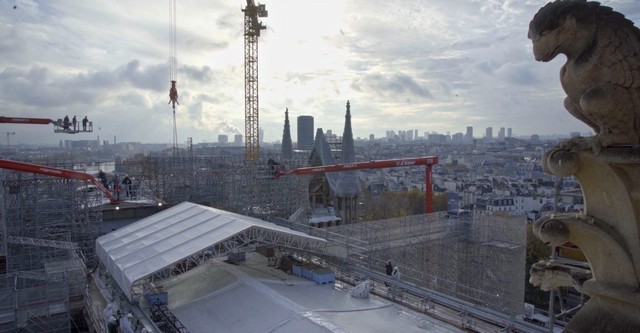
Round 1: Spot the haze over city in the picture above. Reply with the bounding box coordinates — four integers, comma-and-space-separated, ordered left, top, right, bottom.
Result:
1, 0, 639, 145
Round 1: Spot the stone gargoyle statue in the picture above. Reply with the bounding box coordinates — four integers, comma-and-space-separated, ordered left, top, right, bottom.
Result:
529, 1, 640, 332
528, 0, 640, 153
529, 259, 592, 293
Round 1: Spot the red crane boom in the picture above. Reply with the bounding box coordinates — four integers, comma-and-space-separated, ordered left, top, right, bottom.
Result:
275, 156, 438, 213
0, 159, 118, 204
0, 116, 93, 133
0, 116, 54, 125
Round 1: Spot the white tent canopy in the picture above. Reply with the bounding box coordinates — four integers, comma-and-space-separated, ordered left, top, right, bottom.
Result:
96, 202, 327, 301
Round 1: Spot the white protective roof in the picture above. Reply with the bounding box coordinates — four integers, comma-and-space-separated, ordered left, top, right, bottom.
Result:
96, 202, 326, 301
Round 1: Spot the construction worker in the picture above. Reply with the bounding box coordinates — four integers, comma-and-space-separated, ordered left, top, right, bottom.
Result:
63, 115, 70, 130
103, 303, 113, 327
107, 316, 118, 333
82, 116, 88, 131
385, 260, 393, 276
120, 313, 135, 333
72, 115, 77, 131
122, 176, 132, 197
385, 260, 393, 286
113, 174, 121, 201
392, 266, 401, 282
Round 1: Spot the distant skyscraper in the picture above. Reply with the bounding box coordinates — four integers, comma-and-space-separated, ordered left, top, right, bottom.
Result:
507, 128, 512, 138
452, 133, 464, 144
326, 129, 335, 139
234, 134, 243, 146
297, 115, 314, 150
218, 134, 228, 144
259, 127, 264, 145
369, 134, 375, 141
387, 130, 395, 140
498, 127, 505, 140
485, 127, 493, 139
281, 108, 293, 159
465, 126, 473, 142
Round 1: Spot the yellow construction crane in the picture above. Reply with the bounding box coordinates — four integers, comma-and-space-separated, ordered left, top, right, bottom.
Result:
242, 0, 268, 161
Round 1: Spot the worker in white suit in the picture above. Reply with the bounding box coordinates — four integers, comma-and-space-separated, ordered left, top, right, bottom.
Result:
120, 313, 135, 333
392, 266, 401, 282
102, 303, 113, 327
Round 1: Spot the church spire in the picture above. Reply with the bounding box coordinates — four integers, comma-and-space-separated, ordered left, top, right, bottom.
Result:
281, 108, 293, 159
342, 100, 355, 163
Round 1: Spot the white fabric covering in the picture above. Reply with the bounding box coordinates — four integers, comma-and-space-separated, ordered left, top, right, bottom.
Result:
96, 202, 325, 300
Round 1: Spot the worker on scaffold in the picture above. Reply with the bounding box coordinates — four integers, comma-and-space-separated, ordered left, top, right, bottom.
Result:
72, 115, 77, 131
112, 174, 121, 201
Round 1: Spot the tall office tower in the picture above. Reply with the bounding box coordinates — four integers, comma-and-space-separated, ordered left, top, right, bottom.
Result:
498, 127, 505, 140
399, 130, 407, 141
297, 115, 314, 150
259, 127, 264, 145
234, 134, 243, 146
369, 134, 375, 141
486, 127, 493, 139
386, 130, 395, 139
326, 129, 335, 140
452, 133, 464, 144
407, 129, 414, 141
466, 126, 473, 142
281, 108, 293, 159
507, 127, 512, 138
218, 134, 228, 144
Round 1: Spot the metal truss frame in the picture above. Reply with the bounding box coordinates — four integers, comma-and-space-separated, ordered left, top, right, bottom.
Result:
130, 226, 326, 298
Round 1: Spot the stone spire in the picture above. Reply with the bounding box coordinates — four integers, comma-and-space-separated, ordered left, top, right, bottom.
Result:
342, 100, 355, 163
281, 108, 293, 159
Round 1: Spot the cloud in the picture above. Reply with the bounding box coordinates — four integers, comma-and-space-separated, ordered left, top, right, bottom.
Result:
1, 0, 639, 144
351, 73, 433, 100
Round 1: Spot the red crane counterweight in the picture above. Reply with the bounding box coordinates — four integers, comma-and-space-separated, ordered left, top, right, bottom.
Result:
168, 80, 179, 109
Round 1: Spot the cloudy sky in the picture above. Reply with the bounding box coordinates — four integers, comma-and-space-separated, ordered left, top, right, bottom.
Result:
1, 0, 639, 146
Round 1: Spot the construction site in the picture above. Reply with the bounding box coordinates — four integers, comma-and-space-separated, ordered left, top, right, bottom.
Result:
0, 140, 528, 333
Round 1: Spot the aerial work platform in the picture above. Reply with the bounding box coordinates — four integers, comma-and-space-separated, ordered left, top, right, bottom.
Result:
0, 116, 93, 134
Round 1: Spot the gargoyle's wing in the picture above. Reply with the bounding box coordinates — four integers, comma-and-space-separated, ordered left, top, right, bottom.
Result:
600, 23, 640, 88
599, 21, 640, 133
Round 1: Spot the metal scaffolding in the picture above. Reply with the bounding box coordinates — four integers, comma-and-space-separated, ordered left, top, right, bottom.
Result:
283, 212, 527, 317
0, 152, 528, 331
114, 154, 526, 316
117, 155, 309, 220
0, 163, 98, 332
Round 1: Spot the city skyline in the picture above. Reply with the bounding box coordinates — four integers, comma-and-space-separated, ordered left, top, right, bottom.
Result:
1, 0, 638, 145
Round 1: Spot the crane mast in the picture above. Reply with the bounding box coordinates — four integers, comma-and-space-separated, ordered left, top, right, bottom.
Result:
242, 0, 268, 161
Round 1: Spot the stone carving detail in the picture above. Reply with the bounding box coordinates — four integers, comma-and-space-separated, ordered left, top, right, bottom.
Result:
529, 260, 592, 293
528, 0, 640, 153
529, 1, 640, 332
